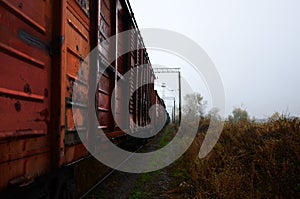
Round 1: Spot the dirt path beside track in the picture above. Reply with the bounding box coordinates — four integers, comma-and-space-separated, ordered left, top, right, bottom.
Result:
86, 125, 186, 199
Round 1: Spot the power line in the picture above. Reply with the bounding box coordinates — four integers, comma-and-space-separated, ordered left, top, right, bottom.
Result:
153, 67, 181, 124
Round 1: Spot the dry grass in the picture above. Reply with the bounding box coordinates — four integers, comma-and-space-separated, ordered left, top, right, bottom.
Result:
174, 118, 300, 199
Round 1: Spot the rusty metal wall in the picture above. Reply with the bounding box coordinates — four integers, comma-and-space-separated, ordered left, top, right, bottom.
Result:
97, 0, 115, 135
114, 0, 130, 131
0, 0, 159, 193
129, 27, 137, 128
0, 0, 53, 191
61, 0, 91, 165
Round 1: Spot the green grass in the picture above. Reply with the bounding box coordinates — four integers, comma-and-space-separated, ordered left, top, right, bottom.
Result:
129, 125, 178, 198
128, 190, 145, 199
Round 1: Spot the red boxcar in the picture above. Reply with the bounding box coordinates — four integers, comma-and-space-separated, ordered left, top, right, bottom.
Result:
0, 0, 160, 197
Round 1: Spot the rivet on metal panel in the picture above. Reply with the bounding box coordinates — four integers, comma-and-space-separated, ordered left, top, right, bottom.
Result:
18, 3, 23, 9
44, 88, 48, 97
39, 109, 49, 120
23, 84, 32, 95
14, 101, 21, 112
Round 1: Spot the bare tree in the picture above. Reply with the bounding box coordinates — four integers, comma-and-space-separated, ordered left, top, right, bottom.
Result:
228, 107, 250, 123
207, 107, 222, 121
183, 93, 206, 119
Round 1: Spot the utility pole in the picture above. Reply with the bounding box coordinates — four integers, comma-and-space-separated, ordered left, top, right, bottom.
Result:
173, 98, 176, 123
153, 68, 181, 124
178, 71, 181, 124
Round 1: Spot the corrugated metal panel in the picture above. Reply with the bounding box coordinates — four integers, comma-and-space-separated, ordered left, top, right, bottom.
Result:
0, 0, 53, 190
63, 0, 90, 163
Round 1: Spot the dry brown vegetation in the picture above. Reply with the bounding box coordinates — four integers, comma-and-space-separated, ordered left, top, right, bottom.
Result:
171, 118, 300, 198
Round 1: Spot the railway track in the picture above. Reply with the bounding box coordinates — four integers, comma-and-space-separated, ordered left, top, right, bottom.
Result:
79, 145, 144, 199
80, 126, 172, 199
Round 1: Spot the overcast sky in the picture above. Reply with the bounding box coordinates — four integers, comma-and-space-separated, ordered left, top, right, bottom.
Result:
130, 0, 300, 118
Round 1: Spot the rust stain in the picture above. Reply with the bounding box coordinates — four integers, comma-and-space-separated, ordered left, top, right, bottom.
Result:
44, 88, 48, 97
23, 84, 32, 95
14, 101, 21, 112
39, 109, 49, 120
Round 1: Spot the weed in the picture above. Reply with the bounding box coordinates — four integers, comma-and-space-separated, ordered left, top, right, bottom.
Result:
172, 117, 300, 198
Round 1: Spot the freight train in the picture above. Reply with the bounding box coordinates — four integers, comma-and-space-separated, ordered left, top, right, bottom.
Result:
0, 0, 168, 197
